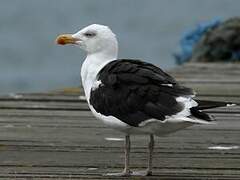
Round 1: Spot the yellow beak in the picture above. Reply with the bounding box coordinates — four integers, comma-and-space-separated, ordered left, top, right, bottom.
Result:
55, 34, 80, 45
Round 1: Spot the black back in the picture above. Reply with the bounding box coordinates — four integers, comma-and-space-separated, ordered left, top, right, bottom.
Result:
90, 59, 194, 127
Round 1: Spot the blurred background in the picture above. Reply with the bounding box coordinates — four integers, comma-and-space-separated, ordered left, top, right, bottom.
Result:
0, 0, 239, 94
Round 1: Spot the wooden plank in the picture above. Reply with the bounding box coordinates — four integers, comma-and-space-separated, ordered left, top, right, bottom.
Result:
0, 93, 85, 102
169, 62, 240, 96
0, 101, 89, 111
0, 62, 239, 179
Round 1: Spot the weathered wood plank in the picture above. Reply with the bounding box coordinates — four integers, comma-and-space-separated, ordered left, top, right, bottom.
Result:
0, 62, 239, 179
0, 101, 89, 110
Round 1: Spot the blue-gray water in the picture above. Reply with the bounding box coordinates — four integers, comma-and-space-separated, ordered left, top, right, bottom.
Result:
0, 0, 239, 94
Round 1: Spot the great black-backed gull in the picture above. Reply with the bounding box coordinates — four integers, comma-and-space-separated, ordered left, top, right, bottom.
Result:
55, 24, 236, 176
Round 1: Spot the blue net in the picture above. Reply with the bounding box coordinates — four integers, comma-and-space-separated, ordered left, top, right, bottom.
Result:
174, 19, 222, 64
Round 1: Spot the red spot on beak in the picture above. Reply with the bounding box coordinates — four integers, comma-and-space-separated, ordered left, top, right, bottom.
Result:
55, 34, 80, 45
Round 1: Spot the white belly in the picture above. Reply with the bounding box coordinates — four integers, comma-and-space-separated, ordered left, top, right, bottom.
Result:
88, 104, 197, 136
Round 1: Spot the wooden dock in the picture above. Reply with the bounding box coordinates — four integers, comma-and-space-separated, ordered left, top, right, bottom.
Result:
0, 62, 239, 179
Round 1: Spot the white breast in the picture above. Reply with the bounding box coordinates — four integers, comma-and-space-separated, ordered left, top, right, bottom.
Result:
81, 53, 116, 102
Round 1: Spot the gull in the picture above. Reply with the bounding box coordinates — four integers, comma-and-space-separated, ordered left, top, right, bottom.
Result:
56, 24, 235, 176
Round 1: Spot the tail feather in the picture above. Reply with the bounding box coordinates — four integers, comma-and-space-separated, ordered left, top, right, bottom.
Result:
190, 107, 214, 121
190, 99, 238, 122
194, 99, 238, 110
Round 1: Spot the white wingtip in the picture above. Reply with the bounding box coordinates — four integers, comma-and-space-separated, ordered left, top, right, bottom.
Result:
184, 118, 216, 125
227, 103, 237, 107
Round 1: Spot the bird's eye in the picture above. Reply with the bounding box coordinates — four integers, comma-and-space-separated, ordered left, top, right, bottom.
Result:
84, 32, 96, 37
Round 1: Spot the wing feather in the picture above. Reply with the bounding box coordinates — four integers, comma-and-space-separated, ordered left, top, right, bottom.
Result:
90, 59, 194, 127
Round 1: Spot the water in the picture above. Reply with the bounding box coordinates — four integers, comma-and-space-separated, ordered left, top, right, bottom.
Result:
0, 0, 239, 94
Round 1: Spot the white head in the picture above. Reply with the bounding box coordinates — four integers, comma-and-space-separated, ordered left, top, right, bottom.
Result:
56, 24, 118, 57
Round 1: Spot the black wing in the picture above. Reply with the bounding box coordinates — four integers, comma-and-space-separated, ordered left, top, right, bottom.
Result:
194, 99, 237, 110
190, 99, 238, 121
90, 59, 194, 127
